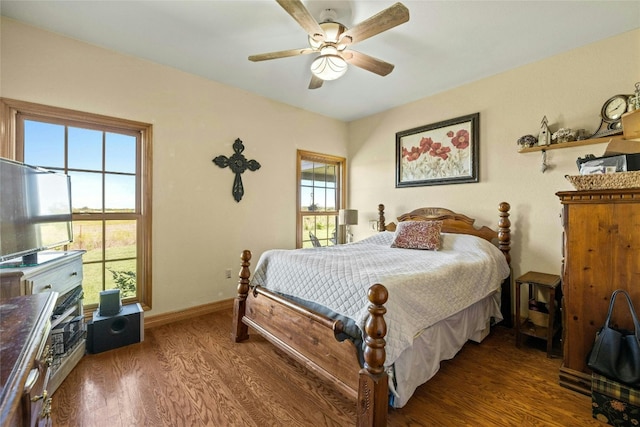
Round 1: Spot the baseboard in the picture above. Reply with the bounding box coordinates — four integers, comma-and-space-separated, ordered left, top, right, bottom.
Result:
144, 298, 234, 329
559, 365, 591, 396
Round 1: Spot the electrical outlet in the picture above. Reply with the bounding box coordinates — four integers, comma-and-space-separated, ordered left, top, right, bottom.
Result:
225, 269, 232, 279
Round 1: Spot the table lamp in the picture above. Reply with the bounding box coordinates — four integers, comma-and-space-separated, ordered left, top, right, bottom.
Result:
338, 209, 358, 243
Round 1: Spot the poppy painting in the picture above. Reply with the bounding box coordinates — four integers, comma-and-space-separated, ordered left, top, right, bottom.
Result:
396, 113, 479, 187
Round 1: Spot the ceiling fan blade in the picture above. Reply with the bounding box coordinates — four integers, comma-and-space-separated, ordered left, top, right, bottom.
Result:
343, 50, 395, 76
308, 74, 324, 90
249, 47, 315, 62
339, 2, 409, 47
276, 0, 325, 42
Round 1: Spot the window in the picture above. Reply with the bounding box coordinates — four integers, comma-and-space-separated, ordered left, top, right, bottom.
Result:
297, 150, 346, 248
0, 99, 152, 310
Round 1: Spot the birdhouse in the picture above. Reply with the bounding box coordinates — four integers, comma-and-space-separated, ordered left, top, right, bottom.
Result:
538, 116, 551, 146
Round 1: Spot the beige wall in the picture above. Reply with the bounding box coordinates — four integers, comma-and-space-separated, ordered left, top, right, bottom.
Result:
2, 17, 639, 316
0, 18, 348, 315
348, 29, 640, 283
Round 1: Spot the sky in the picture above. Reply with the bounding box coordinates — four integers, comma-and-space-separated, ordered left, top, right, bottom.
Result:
24, 120, 137, 211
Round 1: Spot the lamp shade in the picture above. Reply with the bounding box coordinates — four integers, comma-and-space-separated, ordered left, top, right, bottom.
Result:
338, 209, 358, 226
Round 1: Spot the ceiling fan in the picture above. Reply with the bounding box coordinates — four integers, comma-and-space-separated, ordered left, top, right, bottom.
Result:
249, 0, 410, 89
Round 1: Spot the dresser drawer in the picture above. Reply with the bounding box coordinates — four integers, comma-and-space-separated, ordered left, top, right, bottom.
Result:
23, 324, 53, 427
27, 259, 83, 296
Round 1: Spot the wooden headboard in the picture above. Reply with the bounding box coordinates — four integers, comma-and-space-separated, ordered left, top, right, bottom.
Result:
377, 202, 512, 265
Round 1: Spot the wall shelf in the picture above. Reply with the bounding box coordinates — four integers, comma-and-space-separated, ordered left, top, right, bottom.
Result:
518, 135, 623, 153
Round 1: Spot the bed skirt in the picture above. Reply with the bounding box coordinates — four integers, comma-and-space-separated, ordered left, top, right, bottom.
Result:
389, 292, 502, 408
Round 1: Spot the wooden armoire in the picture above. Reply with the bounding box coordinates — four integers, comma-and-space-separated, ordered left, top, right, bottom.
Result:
557, 189, 640, 395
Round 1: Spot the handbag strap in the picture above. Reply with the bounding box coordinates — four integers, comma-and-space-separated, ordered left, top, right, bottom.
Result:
605, 289, 640, 341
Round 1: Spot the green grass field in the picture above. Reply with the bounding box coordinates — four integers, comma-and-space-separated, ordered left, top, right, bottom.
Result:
69, 220, 137, 305
80, 246, 136, 305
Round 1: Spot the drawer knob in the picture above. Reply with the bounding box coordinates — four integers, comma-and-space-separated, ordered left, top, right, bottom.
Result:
71, 271, 78, 276
31, 389, 48, 402
43, 284, 52, 290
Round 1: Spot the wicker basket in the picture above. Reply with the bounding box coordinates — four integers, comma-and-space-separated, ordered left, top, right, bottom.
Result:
528, 310, 549, 328
565, 171, 640, 191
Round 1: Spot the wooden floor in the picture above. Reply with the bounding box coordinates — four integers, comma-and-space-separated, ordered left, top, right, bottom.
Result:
51, 310, 600, 426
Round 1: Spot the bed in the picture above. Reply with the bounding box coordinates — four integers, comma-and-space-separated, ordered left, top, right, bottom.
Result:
231, 203, 512, 426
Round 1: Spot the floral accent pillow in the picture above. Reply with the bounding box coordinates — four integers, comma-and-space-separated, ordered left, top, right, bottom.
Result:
390, 220, 443, 250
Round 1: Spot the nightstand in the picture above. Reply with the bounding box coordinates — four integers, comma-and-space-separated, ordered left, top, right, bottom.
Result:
515, 271, 562, 358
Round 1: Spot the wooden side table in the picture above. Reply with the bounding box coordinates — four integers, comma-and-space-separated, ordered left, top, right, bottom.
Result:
515, 271, 562, 358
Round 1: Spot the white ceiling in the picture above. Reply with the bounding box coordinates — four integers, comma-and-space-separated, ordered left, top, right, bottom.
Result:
2, 1, 639, 122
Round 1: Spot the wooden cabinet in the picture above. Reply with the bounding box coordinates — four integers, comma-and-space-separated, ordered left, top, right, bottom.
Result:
0, 292, 57, 426
557, 189, 640, 395
0, 250, 86, 394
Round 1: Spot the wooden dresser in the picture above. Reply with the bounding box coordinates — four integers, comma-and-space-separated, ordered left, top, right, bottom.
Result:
557, 189, 640, 395
0, 292, 57, 426
0, 250, 86, 394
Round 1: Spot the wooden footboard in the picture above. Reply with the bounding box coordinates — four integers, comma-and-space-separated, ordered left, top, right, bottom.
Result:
231, 250, 389, 427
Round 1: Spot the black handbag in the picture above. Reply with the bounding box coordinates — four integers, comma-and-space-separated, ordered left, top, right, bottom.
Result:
587, 289, 640, 387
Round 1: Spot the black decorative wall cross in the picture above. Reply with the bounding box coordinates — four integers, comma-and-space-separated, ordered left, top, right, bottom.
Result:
213, 138, 261, 202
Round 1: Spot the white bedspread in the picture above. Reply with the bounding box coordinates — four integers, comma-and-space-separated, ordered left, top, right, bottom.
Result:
251, 232, 510, 365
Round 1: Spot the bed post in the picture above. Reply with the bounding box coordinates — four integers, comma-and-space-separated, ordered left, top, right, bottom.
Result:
497, 202, 512, 327
498, 202, 511, 265
377, 204, 386, 232
358, 284, 389, 427
231, 249, 251, 342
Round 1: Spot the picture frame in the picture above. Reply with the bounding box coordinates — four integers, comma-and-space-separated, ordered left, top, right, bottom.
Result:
396, 113, 479, 187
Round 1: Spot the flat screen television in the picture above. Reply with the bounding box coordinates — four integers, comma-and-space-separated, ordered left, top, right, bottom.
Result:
0, 157, 73, 267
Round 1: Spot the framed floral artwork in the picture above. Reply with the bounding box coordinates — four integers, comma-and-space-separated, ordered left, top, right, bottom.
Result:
396, 113, 479, 187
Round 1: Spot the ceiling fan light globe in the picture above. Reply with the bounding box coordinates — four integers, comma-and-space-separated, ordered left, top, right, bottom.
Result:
310, 54, 347, 81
